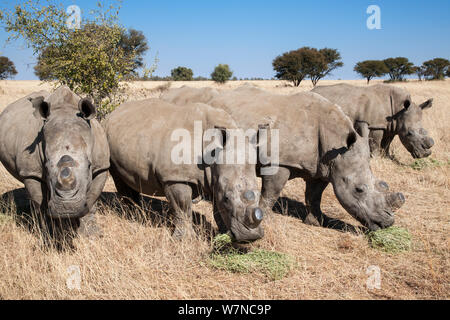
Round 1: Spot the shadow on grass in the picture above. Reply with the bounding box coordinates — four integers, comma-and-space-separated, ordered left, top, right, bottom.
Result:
99, 192, 217, 241
0, 188, 81, 251
272, 196, 364, 234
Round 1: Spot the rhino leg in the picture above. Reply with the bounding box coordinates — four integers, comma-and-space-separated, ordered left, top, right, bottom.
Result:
213, 202, 227, 234
304, 179, 329, 227
164, 182, 195, 239
110, 164, 141, 207
24, 178, 48, 229
368, 131, 383, 157
260, 166, 291, 212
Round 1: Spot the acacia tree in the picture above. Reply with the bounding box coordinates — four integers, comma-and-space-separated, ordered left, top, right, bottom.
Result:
383, 57, 415, 81
0, 0, 151, 118
422, 58, 450, 80
273, 47, 343, 87
0, 56, 18, 79
273, 49, 308, 86
413, 65, 427, 81
354, 60, 388, 84
309, 48, 343, 86
171, 66, 193, 81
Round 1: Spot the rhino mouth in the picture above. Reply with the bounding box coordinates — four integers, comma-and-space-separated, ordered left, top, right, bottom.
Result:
230, 218, 264, 243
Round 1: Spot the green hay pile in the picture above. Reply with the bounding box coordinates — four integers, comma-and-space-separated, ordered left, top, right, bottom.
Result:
208, 234, 295, 281
409, 158, 447, 170
367, 226, 412, 253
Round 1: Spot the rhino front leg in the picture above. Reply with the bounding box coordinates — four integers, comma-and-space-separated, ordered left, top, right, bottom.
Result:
110, 164, 142, 206
23, 178, 47, 227
368, 130, 384, 157
78, 170, 108, 238
260, 166, 291, 212
164, 182, 195, 239
304, 179, 329, 226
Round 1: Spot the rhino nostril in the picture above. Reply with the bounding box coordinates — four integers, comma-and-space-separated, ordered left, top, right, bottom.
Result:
60, 167, 71, 179
244, 190, 256, 201
378, 181, 389, 191
252, 207, 264, 222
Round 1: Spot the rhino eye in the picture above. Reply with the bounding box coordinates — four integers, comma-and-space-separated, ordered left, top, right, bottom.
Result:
355, 185, 368, 194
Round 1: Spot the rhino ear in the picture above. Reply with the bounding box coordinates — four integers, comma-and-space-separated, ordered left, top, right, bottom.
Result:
346, 131, 357, 149
419, 98, 433, 110
29, 96, 50, 120
214, 126, 227, 148
354, 121, 370, 139
78, 98, 96, 120
403, 99, 411, 110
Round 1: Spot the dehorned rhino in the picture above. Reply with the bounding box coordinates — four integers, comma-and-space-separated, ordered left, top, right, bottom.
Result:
0, 86, 110, 237
104, 98, 265, 241
312, 83, 434, 158
161, 86, 406, 231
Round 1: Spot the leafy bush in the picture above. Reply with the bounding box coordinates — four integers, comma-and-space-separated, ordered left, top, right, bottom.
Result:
171, 66, 193, 81
0, 56, 17, 79
0, 0, 151, 119
211, 64, 233, 84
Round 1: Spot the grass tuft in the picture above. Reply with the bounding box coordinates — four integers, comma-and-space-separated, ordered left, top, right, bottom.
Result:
209, 234, 295, 281
409, 158, 447, 170
367, 226, 412, 253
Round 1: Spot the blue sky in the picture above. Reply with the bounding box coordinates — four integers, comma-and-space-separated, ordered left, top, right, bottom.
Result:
1, 0, 450, 80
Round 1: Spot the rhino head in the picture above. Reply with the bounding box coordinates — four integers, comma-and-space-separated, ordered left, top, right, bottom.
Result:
209, 128, 264, 242
29, 93, 97, 219
393, 97, 434, 158
330, 124, 405, 230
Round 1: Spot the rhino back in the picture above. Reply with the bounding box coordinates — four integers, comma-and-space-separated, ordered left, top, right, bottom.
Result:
0, 91, 50, 181
209, 89, 350, 177
106, 99, 235, 195
313, 84, 399, 129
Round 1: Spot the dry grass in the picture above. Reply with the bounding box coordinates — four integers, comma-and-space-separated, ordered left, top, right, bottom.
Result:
0, 79, 448, 300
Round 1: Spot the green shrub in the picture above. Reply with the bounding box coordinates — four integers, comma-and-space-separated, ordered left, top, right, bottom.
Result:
171, 66, 193, 81
211, 64, 233, 84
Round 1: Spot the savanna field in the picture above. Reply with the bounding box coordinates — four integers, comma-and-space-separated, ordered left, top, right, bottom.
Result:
0, 79, 448, 299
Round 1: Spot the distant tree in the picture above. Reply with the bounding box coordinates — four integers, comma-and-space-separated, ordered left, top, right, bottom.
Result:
354, 60, 388, 84
446, 68, 450, 78
273, 47, 343, 87
422, 58, 450, 80
383, 57, 415, 81
211, 64, 233, 84
171, 66, 193, 81
309, 48, 344, 86
413, 65, 427, 81
273, 48, 310, 86
0, 56, 18, 79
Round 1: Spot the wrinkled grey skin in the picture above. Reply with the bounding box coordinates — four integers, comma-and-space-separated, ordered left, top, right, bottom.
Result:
105, 98, 264, 241
162, 86, 405, 230
0, 87, 110, 237
312, 84, 434, 158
